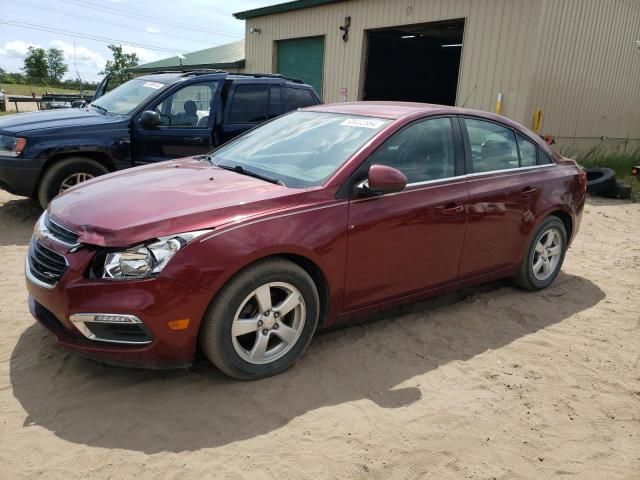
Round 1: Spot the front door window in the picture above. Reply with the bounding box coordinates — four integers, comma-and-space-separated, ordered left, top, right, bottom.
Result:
154, 82, 217, 128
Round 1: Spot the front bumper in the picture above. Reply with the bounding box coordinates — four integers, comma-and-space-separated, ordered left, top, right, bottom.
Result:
26, 236, 215, 369
0, 155, 43, 197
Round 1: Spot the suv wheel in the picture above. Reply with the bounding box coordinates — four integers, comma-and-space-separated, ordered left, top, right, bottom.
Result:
37, 157, 109, 208
199, 259, 320, 380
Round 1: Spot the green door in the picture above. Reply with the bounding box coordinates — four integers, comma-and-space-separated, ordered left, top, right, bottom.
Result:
277, 37, 325, 98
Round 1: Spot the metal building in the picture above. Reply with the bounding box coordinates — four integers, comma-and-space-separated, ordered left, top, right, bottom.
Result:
234, 0, 640, 152
129, 40, 246, 75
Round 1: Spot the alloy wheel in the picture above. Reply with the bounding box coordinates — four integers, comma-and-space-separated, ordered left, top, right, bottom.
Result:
532, 227, 563, 281
59, 172, 95, 193
231, 282, 306, 365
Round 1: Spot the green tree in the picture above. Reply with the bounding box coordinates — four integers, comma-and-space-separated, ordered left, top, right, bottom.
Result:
23, 47, 48, 83
46, 48, 68, 84
100, 44, 138, 87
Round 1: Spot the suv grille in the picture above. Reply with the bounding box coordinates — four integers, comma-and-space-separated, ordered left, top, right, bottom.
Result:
45, 215, 79, 246
27, 239, 68, 287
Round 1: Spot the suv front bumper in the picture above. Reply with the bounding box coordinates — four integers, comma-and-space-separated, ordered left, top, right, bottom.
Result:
0, 155, 43, 197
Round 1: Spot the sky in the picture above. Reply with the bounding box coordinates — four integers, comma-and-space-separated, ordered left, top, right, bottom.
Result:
0, 0, 277, 83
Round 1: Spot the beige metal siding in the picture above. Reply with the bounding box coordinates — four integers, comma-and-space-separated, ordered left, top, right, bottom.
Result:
529, 0, 640, 152
244, 0, 543, 123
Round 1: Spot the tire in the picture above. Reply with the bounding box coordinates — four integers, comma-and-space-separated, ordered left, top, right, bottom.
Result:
199, 259, 320, 380
584, 167, 616, 194
37, 157, 109, 208
600, 181, 632, 200
514, 216, 568, 291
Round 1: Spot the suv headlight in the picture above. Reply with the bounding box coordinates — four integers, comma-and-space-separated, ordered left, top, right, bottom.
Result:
97, 230, 211, 280
0, 134, 27, 157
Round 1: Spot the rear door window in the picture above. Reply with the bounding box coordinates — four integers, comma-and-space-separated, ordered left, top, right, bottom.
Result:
286, 88, 317, 111
465, 118, 519, 173
517, 134, 537, 167
268, 85, 282, 119
539, 150, 554, 165
229, 84, 269, 123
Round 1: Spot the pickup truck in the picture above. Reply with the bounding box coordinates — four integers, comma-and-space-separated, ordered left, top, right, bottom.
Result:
0, 70, 321, 207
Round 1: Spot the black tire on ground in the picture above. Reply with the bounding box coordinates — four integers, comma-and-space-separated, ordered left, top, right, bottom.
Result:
514, 216, 568, 291
600, 181, 632, 200
199, 258, 320, 380
37, 157, 109, 208
584, 167, 616, 194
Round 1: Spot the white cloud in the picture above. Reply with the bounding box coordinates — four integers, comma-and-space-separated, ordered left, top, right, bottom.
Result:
145, 26, 161, 34
48, 40, 107, 71
0, 40, 42, 58
121, 45, 162, 65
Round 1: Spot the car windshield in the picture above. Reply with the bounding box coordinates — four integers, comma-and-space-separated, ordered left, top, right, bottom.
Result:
91, 78, 169, 115
210, 111, 391, 188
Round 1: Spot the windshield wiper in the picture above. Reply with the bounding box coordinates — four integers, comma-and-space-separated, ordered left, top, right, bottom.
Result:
213, 163, 284, 186
91, 104, 107, 114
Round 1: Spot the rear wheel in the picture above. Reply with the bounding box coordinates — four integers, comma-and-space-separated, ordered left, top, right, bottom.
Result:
199, 259, 320, 380
37, 157, 109, 208
514, 216, 567, 291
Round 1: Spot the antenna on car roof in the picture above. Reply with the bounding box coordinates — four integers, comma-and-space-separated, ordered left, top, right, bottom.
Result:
461, 84, 478, 108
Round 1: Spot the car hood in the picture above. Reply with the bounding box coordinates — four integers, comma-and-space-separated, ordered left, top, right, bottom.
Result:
0, 107, 127, 135
48, 158, 308, 247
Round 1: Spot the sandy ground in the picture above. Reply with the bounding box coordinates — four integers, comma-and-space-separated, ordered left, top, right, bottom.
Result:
0, 189, 639, 480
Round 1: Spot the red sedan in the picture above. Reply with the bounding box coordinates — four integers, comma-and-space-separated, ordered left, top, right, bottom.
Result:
25, 102, 587, 379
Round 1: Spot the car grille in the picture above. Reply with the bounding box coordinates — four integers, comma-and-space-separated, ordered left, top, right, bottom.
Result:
27, 239, 68, 287
45, 215, 79, 246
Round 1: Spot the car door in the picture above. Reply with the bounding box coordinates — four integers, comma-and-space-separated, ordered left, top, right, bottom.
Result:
219, 79, 275, 144
343, 116, 469, 311
131, 74, 225, 164
458, 116, 546, 277
91, 74, 111, 102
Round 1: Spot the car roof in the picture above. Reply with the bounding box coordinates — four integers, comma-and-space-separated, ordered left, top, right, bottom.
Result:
306, 101, 559, 158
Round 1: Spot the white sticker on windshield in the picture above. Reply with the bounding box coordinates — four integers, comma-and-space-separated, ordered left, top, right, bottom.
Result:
142, 81, 164, 90
340, 118, 386, 129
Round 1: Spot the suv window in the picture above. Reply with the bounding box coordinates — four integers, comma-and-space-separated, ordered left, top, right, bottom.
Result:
286, 88, 317, 111
153, 82, 216, 128
465, 118, 519, 173
268, 85, 282, 119
517, 134, 537, 167
365, 117, 456, 184
229, 84, 269, 123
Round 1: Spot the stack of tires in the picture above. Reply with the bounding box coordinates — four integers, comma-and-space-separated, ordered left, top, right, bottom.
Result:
584, 167, 632, 199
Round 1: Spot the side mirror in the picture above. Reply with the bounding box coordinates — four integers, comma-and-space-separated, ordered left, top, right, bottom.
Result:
140, 110, 160, 129
359, 164, 407, 196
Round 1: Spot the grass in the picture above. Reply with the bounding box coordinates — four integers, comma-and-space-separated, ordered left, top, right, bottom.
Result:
570, 147, 640, 200
1, 84, 91, 96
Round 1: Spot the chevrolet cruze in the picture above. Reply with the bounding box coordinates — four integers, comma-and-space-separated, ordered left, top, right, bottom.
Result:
25, 102, 587, 379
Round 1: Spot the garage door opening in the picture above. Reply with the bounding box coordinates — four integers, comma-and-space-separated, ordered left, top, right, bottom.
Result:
362, 19, 464, 105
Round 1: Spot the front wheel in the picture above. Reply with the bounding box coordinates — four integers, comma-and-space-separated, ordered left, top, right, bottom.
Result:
199, 259, 320, 380
514, 216, 568, 291
37, 157, 109, 208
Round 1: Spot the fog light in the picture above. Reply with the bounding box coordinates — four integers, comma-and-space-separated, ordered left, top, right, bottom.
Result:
167, 318, 190, 330
70, 313, 142, 324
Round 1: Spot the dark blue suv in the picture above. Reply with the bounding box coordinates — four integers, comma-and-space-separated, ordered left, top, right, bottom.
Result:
0, 70, 321, 207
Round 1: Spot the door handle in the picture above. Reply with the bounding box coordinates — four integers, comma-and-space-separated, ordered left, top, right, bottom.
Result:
185, 137, 205, 144
520, 187, 537, 196
441, 205, 464, 216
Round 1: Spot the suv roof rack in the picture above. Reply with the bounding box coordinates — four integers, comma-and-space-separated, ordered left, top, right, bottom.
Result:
142, 69, 226, 76
229, 72, 304, 84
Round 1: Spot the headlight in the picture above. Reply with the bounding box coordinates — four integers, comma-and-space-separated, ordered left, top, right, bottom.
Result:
0, 134, 27, 157
99, 230, 211, 280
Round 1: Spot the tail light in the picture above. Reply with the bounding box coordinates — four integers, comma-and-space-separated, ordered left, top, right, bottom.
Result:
579, 169, 588, 190
632, 166, 638, 177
